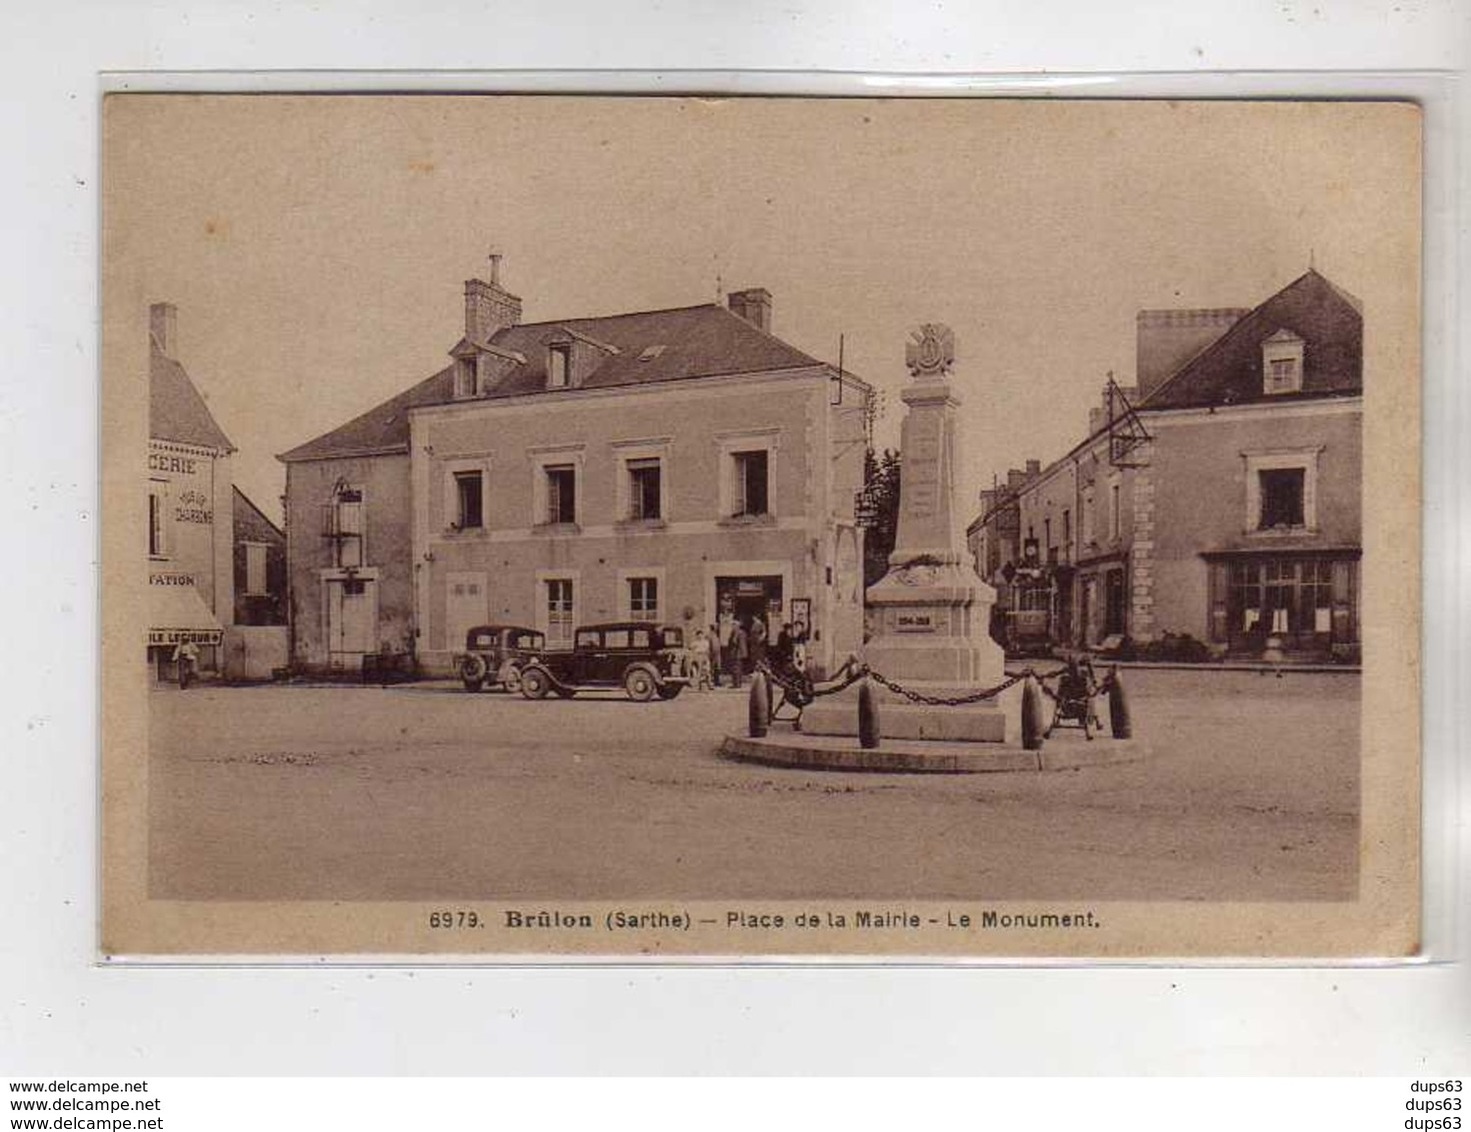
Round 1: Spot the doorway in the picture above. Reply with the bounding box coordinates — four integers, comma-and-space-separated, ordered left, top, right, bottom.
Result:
326, 575, 377, 667
716, 575, 784, 631
1104, 568, 1127, 637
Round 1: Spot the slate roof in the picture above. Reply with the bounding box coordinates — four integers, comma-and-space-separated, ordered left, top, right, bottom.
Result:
1140, 270, 1363, 410
150, 339, 234, 451
281, 303, 825, 463
232, 486, 285, 545
279, 366, 455, 462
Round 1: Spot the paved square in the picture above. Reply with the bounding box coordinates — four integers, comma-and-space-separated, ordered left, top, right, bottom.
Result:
147, 670, 1358, 902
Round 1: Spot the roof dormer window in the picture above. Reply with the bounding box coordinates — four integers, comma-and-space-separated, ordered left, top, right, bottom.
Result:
1262, 329, 1304, 395
454, 356, 477, 399
548, 343, 571, 389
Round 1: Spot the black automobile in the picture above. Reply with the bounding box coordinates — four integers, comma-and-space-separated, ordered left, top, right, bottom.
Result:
518, 622, 690, 701
455, 624, 546, 693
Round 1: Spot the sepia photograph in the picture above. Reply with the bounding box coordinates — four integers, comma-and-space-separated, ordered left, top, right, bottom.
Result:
100, 95, 1421, 958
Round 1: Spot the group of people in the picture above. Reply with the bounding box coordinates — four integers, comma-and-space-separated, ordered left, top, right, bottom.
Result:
685, 615, 808, 691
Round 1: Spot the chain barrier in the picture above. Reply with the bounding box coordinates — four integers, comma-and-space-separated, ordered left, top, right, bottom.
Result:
755, 657, 866, 710
756, 659, 1111, 713
864, 668, 1026, 706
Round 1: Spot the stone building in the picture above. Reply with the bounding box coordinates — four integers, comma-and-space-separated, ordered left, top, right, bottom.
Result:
965, 459, 1043, 650
965, 460, 1040, 585
146, 302, 235, 681
991, 269, 1363, 660
279, 267, 870, 677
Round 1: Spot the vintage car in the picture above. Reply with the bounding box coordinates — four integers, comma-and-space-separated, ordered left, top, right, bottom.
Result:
518, 622, 690, 702
455, 624, 547, 693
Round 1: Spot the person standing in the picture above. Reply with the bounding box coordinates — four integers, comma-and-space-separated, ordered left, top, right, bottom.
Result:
749, 614, 768, 671
692, 629, 712, 690
706, 626, 722, 690
728, 620, 748, 689
774, 622, 794, 669
172, 637, 200, 690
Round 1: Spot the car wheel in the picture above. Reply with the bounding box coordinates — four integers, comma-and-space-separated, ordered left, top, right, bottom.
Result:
459, 655, 488, 692
500, 663, 522, 694
520, 667, 550, 700
624, 666, 657, 702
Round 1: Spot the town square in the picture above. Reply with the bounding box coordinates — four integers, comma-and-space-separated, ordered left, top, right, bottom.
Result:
100, 95, 1419, 957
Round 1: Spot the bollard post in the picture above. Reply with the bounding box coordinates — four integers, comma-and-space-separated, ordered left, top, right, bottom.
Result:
857, 678, 881, 749
1107, 666, 1132, 739
1021, 675, 1044, 751
748, 670, 769, 738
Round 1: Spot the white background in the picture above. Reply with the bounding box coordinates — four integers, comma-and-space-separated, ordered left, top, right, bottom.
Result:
3, 0, 1468, 1076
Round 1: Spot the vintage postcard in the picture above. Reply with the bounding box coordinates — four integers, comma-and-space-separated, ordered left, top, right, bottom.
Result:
101, 95, 1420, 958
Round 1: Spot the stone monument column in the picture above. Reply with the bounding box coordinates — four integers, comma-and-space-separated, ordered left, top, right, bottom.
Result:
801, 323, 1011, 743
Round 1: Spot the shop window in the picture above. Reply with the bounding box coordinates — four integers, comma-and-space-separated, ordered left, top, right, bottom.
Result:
627, 458, 662, 521
454, 470, 484, 529
1258, 468, 1305, 530
545, 465, 576, 525
1210, 556, 1353, 645
628, 576, 659, 622
732, 450, 769, 517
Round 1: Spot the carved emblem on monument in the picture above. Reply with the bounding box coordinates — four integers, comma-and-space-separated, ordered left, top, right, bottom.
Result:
894, 562, 939, 586
905, 322, 956, 379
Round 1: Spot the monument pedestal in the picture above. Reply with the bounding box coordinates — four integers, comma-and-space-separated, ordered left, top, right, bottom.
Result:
800, 558, 1014, 743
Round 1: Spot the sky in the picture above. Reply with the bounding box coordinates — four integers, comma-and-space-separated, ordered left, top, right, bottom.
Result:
104, 96, 1420, 523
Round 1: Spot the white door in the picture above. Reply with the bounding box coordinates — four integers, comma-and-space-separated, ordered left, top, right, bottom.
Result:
327, 578, 377, 664
446, 572, 489, 651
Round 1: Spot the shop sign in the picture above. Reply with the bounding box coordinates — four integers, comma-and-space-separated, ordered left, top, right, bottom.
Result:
149, 628, 223, 646
149, 570, 196, 587
147, 452, 200, 476
174, 488, 213, 525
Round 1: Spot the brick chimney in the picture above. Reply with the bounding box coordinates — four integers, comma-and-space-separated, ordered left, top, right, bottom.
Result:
149, 301, 177, 356
727, 287, 772, 334
1135, 307, 1248, 401
465, 255, 523, 344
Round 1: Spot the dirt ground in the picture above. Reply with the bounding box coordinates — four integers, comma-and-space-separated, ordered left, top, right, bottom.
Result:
146, 669, 1359, 902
